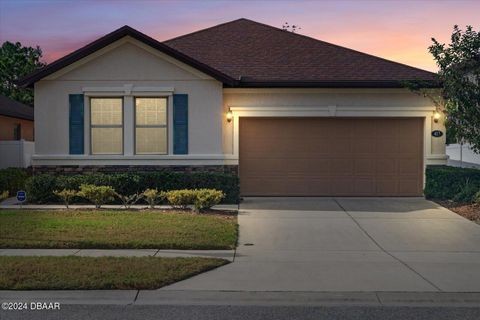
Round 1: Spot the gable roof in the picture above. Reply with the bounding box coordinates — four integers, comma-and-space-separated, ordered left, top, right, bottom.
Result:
165, 18, 438, 87
19, 19, 439, 88
0, 95, 34, 121
17, 26, 236, 88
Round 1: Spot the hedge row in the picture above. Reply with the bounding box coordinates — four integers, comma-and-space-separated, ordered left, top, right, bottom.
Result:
424, 165, 480, 202
25, 171, 239, 204
0, 168, 30, 196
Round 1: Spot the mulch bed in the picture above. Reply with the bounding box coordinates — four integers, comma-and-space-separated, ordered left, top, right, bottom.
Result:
436, 200, 480, 223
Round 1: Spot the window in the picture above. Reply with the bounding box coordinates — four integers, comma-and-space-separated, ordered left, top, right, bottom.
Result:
13, 124, 21, 140
135, 97, 167, 154
90, 98, 123, 154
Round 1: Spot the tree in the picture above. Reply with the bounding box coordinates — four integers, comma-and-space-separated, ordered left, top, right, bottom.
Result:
0, 41, 46, 105
282, 22, 301, 33
429, 25, 480, 152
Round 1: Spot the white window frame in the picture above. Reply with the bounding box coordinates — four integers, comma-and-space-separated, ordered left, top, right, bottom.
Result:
134, 96, 168, 155
89, 97, 124, 155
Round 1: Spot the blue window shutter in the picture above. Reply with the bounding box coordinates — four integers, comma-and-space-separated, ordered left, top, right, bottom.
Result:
69, 94, 84, 154
173, 94, 188, 154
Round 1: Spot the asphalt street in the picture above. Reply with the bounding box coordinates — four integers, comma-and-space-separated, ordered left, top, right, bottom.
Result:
2, 305, 480, 320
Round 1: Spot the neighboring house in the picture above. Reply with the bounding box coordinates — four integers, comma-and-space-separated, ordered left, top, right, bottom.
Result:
0, 95, 34, 141
18, 18, 447, 196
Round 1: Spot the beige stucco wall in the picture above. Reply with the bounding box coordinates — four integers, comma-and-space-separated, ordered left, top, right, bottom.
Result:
34, 38, 224, 164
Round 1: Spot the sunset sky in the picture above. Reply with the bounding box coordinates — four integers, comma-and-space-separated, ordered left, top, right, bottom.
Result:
0, 0, 478, 72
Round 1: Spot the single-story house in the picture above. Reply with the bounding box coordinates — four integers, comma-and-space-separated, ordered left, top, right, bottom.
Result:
18, 18, 447, 197
0, 95, 34, 141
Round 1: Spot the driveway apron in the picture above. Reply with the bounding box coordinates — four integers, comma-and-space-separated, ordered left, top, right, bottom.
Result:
164, 197, 480, 292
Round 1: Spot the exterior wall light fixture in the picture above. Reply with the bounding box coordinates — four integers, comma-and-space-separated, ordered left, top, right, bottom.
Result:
226, 108, 233, 123
433, 111, 441, 123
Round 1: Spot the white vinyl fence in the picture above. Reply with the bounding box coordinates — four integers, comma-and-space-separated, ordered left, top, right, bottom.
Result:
0, 140, 35, 169
446, 143, 480, 168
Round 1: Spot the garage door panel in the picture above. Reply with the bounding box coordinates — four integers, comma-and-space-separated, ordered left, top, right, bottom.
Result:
398, 159, 421, 174
376, 179, 399, 195
354, 178, 376, 195
398, 179, 421, 195
308, 159, 331, 174
330, 178, 355, 195
330, 159, 354, 175
354, 159, 375, 175
376, 138, 399, 154
240, 117, 423, 196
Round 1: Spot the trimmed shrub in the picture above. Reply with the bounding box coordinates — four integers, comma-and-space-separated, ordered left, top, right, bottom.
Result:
26, 171, 239, 204
424, 165, 480, 202
78, 184, 116, 209
142, 189, 163, 209
0, 168, 29, 196
193, 189, 225, 212
25, 174, 58, 203
164, 189, 196, 209
115, 192, 143, 209
53, 189, 78, 209
0, 190, 8, 202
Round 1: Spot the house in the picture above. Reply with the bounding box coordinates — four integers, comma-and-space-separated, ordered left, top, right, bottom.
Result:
0, 95, 34, 141
18, 18, 447, 196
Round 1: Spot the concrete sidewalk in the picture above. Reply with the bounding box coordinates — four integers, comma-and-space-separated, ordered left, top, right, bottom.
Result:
2, 290, 480, 307
0, 249, 235, 261
0, 203, 239, 210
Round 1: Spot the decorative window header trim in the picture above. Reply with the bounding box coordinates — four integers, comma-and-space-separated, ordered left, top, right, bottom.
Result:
82, 85, 174, 96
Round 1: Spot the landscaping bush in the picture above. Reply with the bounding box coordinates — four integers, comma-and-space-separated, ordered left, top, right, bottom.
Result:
0, 190, 8, 202
25, 174, 57, 203
142, 189, 163, 208
26, 171, 239, 204
193, 189, 225, 212
53, 189, 77, 209
424, 165, 480, 202
115, 192, 143, 209
77, 184, 116, 209
0, 168, 29, 196
164, 189, 196, 209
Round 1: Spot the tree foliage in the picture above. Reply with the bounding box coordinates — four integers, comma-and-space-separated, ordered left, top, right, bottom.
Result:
429, 25, 480, 152
0, 41, 46, 105
282, 22, 301, 33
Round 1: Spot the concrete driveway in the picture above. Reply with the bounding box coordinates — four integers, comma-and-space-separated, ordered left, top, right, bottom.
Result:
164, 197, 480, 292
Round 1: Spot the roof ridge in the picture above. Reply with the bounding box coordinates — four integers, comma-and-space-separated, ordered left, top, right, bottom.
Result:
164, 18, 250, 43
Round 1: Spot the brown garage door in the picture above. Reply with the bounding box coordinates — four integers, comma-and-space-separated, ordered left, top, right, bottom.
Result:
239, 117, 423, 196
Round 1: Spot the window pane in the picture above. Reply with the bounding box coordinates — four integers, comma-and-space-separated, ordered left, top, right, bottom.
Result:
91, 128, 123, 154
136, 98, 167, 125
91, 98, 122, 125
136, 127, 167, 154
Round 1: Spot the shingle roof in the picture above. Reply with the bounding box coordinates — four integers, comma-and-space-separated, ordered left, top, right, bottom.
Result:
0, 95, 34, 121
19, 19, 439, 88
165, 18, 438, 87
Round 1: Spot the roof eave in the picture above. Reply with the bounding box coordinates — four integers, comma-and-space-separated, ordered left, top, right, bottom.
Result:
227, 80, 442, 89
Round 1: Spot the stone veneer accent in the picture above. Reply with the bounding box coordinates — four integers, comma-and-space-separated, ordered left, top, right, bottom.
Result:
32, 165, 238, 175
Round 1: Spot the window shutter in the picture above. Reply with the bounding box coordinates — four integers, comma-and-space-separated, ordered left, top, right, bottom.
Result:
173, 94, 188, 154
69, 94, 84, 154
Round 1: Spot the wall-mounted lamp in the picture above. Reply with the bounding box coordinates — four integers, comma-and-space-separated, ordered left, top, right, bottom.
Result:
226, 108, 233, 123
433, 111, 441, 123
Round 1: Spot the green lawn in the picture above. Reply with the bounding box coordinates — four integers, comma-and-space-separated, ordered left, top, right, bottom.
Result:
0, 256, 227, 290
0, 210, 237, 249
